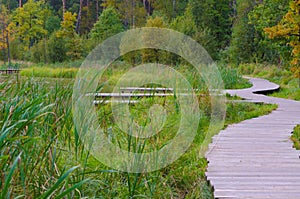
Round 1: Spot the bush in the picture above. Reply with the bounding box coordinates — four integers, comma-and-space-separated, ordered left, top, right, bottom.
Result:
219, 65, 251, 89
20, 67, 78, 78
47, 33, 67, 63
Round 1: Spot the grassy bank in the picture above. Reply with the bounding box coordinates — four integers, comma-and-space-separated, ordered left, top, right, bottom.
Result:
0, 76, 277, 198
19, 62, 251, 90
20, 67, 79, 78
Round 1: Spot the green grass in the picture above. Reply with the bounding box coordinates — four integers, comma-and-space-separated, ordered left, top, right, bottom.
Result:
20, 67, 79, 78
19, 61, 251, 91
219, 66, 251, 89
225, 102, 277, 126
292, 125, 300, 150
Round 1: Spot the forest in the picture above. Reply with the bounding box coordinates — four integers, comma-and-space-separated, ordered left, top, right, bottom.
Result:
0, 0, 299, 70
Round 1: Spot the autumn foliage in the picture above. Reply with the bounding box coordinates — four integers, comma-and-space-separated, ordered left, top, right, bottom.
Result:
265, 0, 300, 76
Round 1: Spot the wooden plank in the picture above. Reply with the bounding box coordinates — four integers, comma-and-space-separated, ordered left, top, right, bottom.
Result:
206, 77, 300, 198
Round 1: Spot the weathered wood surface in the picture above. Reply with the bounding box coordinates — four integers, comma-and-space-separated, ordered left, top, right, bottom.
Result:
206, 77, 300, 199
0, 69, 21, 75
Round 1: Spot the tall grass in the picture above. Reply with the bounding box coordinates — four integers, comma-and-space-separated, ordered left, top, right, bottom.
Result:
20, 67, 79, 78
0, 74, 277, 198
219, 66, 251, 89
0, 78, 90, 198
19, 62, 250, 90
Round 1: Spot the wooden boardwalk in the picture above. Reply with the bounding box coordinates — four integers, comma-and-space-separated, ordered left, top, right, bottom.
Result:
0, 69, 21, 75
206, 77, 300, 199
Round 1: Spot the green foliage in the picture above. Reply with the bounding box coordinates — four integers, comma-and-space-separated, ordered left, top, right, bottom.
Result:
265, 0, 300, 73
228, 0, 255, 65
142, 16, 168, 63
47, 33, 67, 63
20, 66, 78, 78
153, 0, 189, 20
170, 5, 197, 37
90, 7, 124, 42
56, 11, 77, 38
238, 63, 300, 101
219, 66, 252, 89
11, 0, 49, 51
248, 0, 290, 64
189, 0, 233, 57
226, 102, 277, 126
110, 0, 147, 28
0, 79, 87, 197
56, 12, 85, 61
45, 15, 61, 35
292, 125, 300, 150
30, 39, 48, 63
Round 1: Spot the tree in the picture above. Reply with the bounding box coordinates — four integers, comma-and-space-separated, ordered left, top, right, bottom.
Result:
142, 16, 168, 63
153, 0, 189, 20
47, 32, 67, 63
249, 0, 290, 64
56, 11, 85, 61
101, 0, 148, 28
228, 0, 256, 65
11, 0, 48, 51
45, 15, 61, 35
57, 11, 77, 38
101, 0, 118, 8
265, 0, 300, 86
90, 7, 124, 42
170, 5, 197, 37
62, 0, 66, 15
78, 1, 99, 35
76, 0, 83, 33
189, 0, 233, 58
0, 4, 12, 64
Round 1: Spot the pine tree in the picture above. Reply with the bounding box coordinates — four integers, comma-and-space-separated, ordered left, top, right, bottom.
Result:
90, 7, 124, 42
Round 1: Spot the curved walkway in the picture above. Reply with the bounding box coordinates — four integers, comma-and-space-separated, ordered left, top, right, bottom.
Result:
206, 77, 300, 199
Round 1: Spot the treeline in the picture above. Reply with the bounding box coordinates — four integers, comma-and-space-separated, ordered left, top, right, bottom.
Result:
0, 0, 299, 70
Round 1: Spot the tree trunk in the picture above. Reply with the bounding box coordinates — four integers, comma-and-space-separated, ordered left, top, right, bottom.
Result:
143, 0, 151, 16
2, 35, 6, 64
172, 0, 176, 18
131, 0, 135, 28
1, 15, 6, 64
96, 0, 99, 21
6, 32, 10, 64
76, 0, 83, 33
148, 0, 151, 16
143, 0, 148, 15
62, 0, 66, 15
19, 0, 22, 7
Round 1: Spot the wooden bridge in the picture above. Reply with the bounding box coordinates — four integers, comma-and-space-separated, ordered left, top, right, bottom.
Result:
0, 69, 21, 75
206, 77, 300, 199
